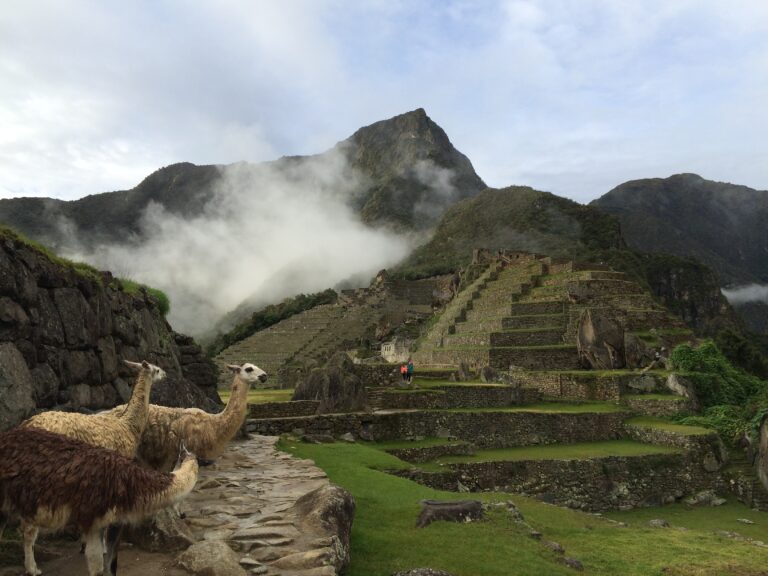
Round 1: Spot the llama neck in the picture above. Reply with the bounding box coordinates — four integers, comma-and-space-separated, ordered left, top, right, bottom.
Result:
120, 370, 152, 437
139, 458, 199, 514
214, 375, 251, 440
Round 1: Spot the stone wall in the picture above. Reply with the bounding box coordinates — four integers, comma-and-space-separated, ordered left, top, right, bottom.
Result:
395, 451, 724, 511
0, 231, 219, 430
622, 396, 691, 417
387, 443, 476, 463
248, 400, 320, 419
509, 372, 622, 402
378, 385, 521, 410
757, 416, 768, 493
352, 363, 400, 387
247, 409, 630, 448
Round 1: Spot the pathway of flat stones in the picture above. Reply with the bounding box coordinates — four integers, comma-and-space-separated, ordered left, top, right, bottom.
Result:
1, 435, 337, 576
181, 435, 336, 576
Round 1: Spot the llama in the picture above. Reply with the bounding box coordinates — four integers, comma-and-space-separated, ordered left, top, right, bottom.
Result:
21, 360, 165, 458
0, 427, 198, 576
105, 363, 267, 471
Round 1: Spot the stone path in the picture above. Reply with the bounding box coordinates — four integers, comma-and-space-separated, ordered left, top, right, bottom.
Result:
180, 435, 338, 576
1, 436, 345, 576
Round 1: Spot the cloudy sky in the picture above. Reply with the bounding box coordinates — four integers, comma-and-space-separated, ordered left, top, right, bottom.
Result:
1, 0, 767, 203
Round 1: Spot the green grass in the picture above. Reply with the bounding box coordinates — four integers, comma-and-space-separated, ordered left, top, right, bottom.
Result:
625, 416, 713, 435
118, 278, 171, 316
281, 439, 768, 575
0, 225, 103, 282
445, 401, 624, 414
220, 388, 294, 404
370, 437, 471, 450
419, 440, 680, 471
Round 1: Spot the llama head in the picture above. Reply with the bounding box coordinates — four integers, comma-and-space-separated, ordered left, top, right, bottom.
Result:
124, 359, 167, 383
227, 363, 268, 387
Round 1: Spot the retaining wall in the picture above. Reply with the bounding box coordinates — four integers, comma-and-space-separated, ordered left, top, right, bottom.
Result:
395, 451, 724, 511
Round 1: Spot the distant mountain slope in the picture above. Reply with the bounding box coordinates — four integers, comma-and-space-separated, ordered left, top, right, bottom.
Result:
400, 186, 624, 275
397, 185, 740, 336
0, 108, 485, 251
591, 173, 768, 285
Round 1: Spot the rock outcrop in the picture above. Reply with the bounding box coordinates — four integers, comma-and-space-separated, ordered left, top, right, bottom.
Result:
292, 352, 368, 414
0, 228, 219, 430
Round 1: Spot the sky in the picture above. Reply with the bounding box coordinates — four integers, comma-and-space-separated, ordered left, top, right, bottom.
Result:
1, 0, 767, 203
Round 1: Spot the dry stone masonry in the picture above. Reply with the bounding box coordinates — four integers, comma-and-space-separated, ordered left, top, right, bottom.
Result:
0, 230, 218, 430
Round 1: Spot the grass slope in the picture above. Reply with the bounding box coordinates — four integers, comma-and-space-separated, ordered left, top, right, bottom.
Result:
281, 440, 768, 575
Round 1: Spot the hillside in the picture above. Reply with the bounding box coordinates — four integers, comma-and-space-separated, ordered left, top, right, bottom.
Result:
0, 108, 485, 252
591, 173, 768, 285
398, 186, 740, 336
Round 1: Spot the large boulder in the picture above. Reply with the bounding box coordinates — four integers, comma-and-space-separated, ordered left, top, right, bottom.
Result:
576, 309, 625, 369
292, 352, 368, 413
177, 541, 246, 576
416, 500, 484, 528
0, 342, 36, 429
290, 484, 356, 574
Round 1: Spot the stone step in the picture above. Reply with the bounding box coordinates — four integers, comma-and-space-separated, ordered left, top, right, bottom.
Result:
502, 314, 567, 330
452, 317, 505, 333
538, 271, 628, 285
490, 329, 565, 347
509, 300, 566, 316
444, 329, 564, 348
489, 346, 580, 370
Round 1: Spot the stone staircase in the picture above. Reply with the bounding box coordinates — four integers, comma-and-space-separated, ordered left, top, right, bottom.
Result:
413, 253, 688, 376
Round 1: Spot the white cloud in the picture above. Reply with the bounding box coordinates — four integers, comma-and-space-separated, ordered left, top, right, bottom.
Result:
0, 0, 767, 204
64, 149, 412, 336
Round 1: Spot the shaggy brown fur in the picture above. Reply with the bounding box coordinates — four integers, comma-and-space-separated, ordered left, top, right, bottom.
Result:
104, 363, 267, 471
21, 360, 165, 458
0, 427, 198, 576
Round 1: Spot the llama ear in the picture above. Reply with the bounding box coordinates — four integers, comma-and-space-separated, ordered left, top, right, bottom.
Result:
124, 360, 142, 371
141, 360, 150, 369
227, 364, 241, 374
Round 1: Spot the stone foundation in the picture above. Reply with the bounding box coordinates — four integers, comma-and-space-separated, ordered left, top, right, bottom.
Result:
395, 451, 723, 511
248, 400, 320, 419
377, 385, 522, 410
247, 409, 629, 449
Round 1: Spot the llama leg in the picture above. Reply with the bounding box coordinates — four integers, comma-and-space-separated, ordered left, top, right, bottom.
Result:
84, 529, 105, 576
22, 521, 41, 576
103, 524, 123, 576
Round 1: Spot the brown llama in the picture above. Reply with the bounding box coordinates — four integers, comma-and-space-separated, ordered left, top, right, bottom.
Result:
104, 363, 267, 471
22, 360, 165, 458
0, 427, 198, 576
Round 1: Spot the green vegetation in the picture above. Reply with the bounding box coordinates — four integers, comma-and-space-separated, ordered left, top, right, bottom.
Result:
446, 402, 623, 414
0, 226, 171, 315
206, 289, 338, 357
0, 225, 103, 282
281, 439, 768, 575
219, 388, 294, 404
118, 278, 171, 316
625, 416, 712, 436
420, 440, 680, 470
668, 341, 768, 445
715, 328, 768, 379
370, 437, 471, 450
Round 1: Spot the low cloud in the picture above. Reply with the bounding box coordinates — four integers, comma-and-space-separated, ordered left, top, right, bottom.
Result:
722, 284, 768, 305
64, 150, 412, 336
